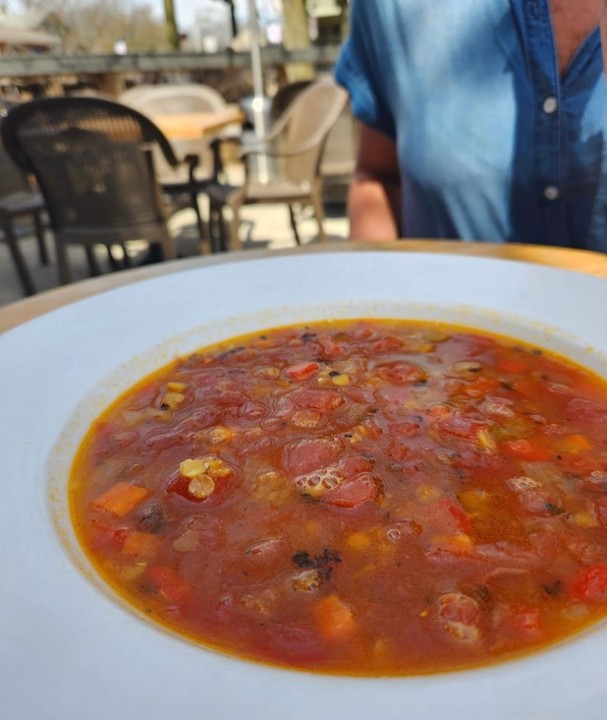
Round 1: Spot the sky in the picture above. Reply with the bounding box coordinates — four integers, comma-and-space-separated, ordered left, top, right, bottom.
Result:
148, 0, 277, 32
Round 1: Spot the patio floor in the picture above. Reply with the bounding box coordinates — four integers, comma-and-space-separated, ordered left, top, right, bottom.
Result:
0, 200, 349, 309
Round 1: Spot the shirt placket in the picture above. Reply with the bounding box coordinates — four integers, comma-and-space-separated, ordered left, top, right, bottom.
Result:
522, 0, 568, 245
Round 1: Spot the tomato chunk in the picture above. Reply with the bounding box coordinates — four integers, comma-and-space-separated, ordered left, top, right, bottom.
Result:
377, 361, 426, 384
286, 362, 319, 380
502, 438, 550, 462
428, 499, 473, 534
282, 437, 342, 474
323, 472, 382, 508
569, 565, 607, 604
289, 388, 344, 412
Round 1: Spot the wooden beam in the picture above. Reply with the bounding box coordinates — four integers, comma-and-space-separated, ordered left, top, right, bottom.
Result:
0, 46, 342, 79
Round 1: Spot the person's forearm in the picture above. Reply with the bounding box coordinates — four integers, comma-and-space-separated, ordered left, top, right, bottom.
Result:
347, 171, 401, 241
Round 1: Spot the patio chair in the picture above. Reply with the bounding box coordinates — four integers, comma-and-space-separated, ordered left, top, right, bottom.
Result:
206, 79, 348, 251
270, 80, 358, 202
0, 96, 200, 286
119, 83, 239, 242
0, 146, 48, 296
320, 101, 358, 202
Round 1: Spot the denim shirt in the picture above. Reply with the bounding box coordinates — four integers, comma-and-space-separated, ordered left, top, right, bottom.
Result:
335, 0, 607, 251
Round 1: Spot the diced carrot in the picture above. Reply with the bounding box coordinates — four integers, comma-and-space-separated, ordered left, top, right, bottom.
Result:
148, 565, 191, 603
496, 359, 527, 374
122, 530, 161, 559
93, 482, 148, 517
430, 498, 474, 534
458, 489, 491, 514
346, 530, 372, 550
464, 376, 499, 397
431, 533, 474, 553
559, 434, 592, 454
512, 379, 537, 398
313, 594, 357, 641
502, 438, 550, 461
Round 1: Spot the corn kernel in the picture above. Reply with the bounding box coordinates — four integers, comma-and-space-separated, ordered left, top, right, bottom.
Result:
180, 458, 207, 478
167, 381, 187, 392
206, 458, 231, 478
416, 485, 441, 503
560, 434, 592, 453
571, 511, 599, 528
477, 429, 497, 453
459, 489, 490, 514
208, 426, 234, 444
347, 531, 372, 550
450, 533, 473, 549
188, 473, 215, 499
332, 373, 351, 386
162, 391, 185, 409
118, 562, 148, 581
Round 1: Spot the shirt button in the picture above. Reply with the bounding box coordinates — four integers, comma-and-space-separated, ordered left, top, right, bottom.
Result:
544, 185, 560, 200
543, 96, 558, 114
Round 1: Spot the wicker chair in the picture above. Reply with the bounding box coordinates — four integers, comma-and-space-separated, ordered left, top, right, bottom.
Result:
207, 79, 348, 251
1, 96, 199, 285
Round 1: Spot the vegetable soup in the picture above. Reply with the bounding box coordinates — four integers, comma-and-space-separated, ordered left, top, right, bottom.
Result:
69, 320, 607, 675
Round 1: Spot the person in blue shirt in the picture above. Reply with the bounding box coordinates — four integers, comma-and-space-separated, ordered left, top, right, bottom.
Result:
334, 0, 607, 251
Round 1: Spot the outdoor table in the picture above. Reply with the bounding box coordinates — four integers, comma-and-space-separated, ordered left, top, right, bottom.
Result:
151, 109, 245, 140
2, 240, 607, 334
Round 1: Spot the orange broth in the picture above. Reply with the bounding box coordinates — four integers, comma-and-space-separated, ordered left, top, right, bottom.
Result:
69, 319, 607, 674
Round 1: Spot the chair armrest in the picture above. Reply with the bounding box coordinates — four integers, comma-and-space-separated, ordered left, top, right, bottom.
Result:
184, 153, 199, 169
241, 139, 317, 159
209, 136, 240, 181
183, 152, 201, 187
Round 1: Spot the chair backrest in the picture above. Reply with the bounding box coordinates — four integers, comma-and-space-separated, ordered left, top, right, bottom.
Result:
119, 83, 229, 183
0, 96, 178, 236
119, 83, 227, 115
320, 101, 358, 179
268, 79, 349, 186
269, 80, 312, 124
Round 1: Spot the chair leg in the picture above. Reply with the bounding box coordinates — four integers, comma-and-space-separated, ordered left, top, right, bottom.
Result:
287, 205, 302, 245
190, 191, 208, 246
106, 245, 124, 271
54, 235, 72, 285
208, 200, 225, 254
228, 202, 243, 252
85, 245, 101, 276
1, 215, 37, 296
33, 211, 49, 266
160, 230, 177, 261
310, 190, 327, 243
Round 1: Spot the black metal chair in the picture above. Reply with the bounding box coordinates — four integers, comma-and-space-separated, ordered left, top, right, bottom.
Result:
1, 96, 203, 286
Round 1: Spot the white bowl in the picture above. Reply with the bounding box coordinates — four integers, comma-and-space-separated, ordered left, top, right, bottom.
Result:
2, 251, 607, 720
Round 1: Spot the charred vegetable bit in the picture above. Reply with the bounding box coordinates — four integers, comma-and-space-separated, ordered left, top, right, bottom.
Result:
292, 548, 341, 581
